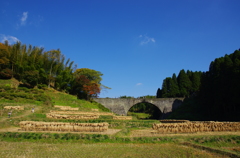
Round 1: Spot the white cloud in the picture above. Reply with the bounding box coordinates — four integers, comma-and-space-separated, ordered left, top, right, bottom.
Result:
136, 83, 143, 86
0, 34, 20, 44
20, 12, 28, 25
139, 35, 155, 45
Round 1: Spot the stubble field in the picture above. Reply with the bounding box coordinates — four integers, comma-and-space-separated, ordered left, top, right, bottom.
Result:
0, 141, 228, 158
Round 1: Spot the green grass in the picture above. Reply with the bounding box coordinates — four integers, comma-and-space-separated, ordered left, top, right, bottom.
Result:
128, 112, 151, 119
46, 91, 110, 111
186, 135, 240, 155
188, 135, 240, 147
0, 78, 14, 86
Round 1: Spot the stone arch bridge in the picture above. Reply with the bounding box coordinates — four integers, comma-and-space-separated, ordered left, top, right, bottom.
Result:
93, 98, 184, 117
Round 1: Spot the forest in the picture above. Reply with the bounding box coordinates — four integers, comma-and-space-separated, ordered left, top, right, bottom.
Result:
0, 41, 107, 100
157, 49, 240, 121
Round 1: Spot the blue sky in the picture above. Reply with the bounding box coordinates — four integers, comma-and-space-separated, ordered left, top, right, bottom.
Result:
1, 0, 240, 98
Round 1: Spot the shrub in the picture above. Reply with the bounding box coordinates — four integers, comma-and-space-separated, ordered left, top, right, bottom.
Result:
18, 87, 30, 92
0, 85, 11, 91
54, 134, 60, 139
38, 84, 48, 89
0, 69, 13, 79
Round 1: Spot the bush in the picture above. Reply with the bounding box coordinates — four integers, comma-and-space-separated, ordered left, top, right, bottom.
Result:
0, 69, 13, 79
38, 84, 47, 89
18, 87, 30, 92
54, 134, 60, 139
0, 85, 11, 91
34, 94, 51, 102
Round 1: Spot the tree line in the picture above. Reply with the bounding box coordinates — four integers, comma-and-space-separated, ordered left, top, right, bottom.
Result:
158, 49, 240, 121
157, 70, 202, 98
0, 41, 108, 100
198, 49, 240, 121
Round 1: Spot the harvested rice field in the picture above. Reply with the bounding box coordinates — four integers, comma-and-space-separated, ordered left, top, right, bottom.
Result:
0, 141, 228, 158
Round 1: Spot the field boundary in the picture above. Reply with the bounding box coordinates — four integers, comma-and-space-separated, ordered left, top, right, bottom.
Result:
181, 142, 240, 158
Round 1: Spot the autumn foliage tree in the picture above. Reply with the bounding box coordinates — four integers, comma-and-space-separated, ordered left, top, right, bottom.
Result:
71, 68, 106, 100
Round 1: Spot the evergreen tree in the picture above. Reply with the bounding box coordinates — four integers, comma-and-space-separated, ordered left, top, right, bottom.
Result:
161, 77, 171, 97
189, 71, 201, 95
170, 73, 179, 97
177, 69, 192, 97
156, 88, 162, 98
199, 49, 240, 120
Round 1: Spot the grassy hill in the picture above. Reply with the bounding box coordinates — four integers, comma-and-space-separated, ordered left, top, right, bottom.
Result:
0, 78, 106, 110
0, 79, 112, 128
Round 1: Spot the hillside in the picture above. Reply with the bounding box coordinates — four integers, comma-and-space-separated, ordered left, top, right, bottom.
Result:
0, 78, 111, 127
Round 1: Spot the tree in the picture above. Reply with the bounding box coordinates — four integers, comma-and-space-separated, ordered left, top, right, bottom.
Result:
8, 42, 21, 78
199, 49, 240, 120
0, 41, 111, 101
161, 77, 171, 97
71, 68, 105, 100
44, 49, 61, 88
189, 71, 201, 95
177, 69, 192, 97
22, 70, 39, 88
0, 43, 10, 70
74, 68, 103, 84
170, 73, 179, 97
156, 88, 162, 98
161, 75, 179, 98
55, 59, 75, 92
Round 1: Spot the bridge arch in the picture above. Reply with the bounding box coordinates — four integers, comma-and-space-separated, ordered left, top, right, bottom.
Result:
125, 99, 152, 113
93, 98, 184, 117
127, 101, 163, 119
